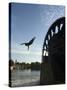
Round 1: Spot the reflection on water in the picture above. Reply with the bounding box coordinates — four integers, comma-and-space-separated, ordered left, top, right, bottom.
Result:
11, 69, 40, 87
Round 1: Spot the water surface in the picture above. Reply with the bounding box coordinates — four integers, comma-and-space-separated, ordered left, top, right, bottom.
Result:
11, 69, 40, 87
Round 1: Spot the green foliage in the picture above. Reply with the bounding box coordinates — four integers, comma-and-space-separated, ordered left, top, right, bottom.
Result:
9, 59, 41, 70
31, 62, 41, 70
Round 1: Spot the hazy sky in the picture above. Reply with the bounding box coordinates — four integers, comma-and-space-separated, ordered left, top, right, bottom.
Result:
10, 3, 65, 63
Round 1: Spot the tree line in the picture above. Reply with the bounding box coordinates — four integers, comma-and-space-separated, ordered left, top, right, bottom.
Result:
9, 59, 41, 70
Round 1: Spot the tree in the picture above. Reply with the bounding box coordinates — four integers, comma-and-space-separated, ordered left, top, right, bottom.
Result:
9, 59, 14, 66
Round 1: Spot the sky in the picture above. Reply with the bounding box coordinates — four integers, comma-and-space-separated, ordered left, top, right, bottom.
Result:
10, 3, 65, 63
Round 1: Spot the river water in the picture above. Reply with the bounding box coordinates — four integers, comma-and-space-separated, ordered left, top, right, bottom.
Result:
11, 69, 40, 87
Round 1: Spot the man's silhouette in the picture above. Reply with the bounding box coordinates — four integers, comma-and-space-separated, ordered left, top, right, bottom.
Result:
20, 37, 36, 50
